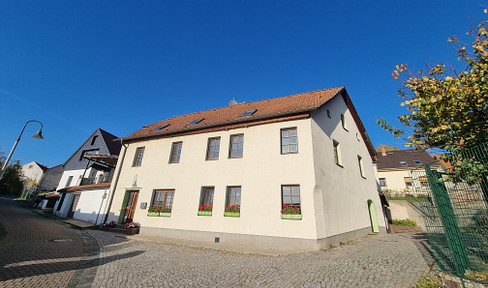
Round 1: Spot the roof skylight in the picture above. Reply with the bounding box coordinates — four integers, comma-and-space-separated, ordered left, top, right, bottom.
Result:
152, 124, 169, 132
240, 109, 257, 117
413, 160, 422, 165
187, 118, 204, 126
399, 161, 408, 167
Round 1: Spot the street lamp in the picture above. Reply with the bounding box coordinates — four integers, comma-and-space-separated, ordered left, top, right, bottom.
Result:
0, 120, 44, 181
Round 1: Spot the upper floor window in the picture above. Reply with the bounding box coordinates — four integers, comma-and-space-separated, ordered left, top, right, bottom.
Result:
341, 114, 348, 131
65, 176, 74, 187
91, 135, 98, 145
132, 147, 145, 167
358, 155, 365, 178
28, 165, 33, 169
281, 128, 298, 154
379, 178, 387, 187
404, 177, 412, 187
229, 134, 244, 158
333, 140, 342, 166
206, 137, 220, 160
170, 142, 183, 163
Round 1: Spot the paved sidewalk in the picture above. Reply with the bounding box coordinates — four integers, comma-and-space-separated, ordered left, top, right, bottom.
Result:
84, 230, 432, 288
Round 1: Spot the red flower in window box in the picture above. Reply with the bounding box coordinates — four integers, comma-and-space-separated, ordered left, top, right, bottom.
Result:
198, 204, 213, 211
281, 204, 301, 215
225, 204, 240, 213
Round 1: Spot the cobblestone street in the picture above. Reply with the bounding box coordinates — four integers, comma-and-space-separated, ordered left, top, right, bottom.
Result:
0, 197, 83, 288
85, 231, 431, 288
0, 197, 433, 287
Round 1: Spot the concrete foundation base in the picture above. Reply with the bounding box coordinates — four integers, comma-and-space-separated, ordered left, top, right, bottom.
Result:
138, 225, 387, 252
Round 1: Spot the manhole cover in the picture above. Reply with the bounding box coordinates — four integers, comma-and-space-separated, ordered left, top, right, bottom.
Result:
53, 239, 73, 242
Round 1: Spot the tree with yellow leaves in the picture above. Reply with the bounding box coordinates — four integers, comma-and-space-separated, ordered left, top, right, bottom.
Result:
377, 18, 488, 153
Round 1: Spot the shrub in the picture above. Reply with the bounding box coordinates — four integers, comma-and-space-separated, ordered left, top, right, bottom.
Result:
391, 219, 417, 227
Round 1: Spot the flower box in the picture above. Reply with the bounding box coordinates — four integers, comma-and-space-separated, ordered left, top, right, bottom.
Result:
198, 211, 212, 216
224, 212, 240, 217
281, 214, 302, 220
126, 227, 139, 235
147, 212, 160, 217
160, 212, 171, 217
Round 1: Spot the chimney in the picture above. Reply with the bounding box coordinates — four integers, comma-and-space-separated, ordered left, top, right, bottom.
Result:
381, 147, 387, 156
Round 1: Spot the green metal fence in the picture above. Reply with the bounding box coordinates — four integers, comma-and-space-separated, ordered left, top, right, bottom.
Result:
418, 143, 488, 284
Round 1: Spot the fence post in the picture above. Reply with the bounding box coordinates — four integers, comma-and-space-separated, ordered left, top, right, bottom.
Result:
424, 165, 469, 277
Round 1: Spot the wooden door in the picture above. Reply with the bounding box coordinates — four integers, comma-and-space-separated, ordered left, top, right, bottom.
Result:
125, 191, 139, 223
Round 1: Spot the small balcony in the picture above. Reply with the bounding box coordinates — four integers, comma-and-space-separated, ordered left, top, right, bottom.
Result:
80, 175, 113, 186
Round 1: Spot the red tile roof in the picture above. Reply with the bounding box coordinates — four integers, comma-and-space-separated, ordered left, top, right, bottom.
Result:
121, 86, 377, 160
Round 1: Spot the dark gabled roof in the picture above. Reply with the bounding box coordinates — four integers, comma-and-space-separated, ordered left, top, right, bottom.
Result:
62, 128, 121, 168
376, 149, 436, 170
99, 129, 121, 156
120, 87, 377, 160
34, 162, 48, 171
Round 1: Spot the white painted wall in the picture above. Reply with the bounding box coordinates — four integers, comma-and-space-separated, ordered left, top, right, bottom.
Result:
56, 167, 100, 190
73, 188, 109, 225
310, 95, 386, 239
53, 192, 77, 218
21, 161, 45, 183
108, 118, 319, 239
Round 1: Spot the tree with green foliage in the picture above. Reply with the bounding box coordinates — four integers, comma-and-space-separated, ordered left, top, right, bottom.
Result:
376, 18, 488, 153
0, 160, 23, 196
377, 15, 488, 209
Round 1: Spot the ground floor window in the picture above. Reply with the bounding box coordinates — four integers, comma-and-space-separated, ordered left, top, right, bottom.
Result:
225, 186, 241, 217
198, 187, 214, 216
281, 185, 301, 220
148, 189, 174, 216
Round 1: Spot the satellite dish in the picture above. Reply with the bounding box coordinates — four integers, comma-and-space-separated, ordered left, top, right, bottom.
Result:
229, 98, 238, 106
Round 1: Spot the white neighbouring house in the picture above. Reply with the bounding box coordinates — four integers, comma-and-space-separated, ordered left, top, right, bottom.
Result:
53, 128, 121, 225
376, 149, 442, 197
20, 161, 48, 198
105, 87, 386, 250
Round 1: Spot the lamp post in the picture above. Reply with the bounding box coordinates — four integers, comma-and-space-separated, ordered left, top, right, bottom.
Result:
0, 120, 44, 181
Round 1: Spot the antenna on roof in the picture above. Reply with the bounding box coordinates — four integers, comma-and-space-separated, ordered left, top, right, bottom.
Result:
229, 98, 237, 106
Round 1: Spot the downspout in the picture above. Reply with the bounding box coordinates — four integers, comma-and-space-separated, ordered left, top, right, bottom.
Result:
102, 139, 128, 224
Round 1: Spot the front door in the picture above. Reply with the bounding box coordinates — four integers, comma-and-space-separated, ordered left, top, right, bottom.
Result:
368, 200, 379, 233
123, 190, 139, 223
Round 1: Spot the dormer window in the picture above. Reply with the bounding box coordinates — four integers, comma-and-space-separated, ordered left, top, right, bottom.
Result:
240, 109, 257, 117
152, 124, 169, 132
187, 118, 204, 126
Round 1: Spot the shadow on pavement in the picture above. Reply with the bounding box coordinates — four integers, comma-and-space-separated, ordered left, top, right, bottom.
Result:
0, 250, 144, 281
401, 232, 435, 264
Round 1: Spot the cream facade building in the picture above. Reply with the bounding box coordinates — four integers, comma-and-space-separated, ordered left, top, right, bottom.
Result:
376, 149, 439, 196
105, 87, 386, 250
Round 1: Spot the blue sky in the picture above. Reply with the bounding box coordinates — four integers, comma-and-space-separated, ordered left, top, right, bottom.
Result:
0, 1, 484, 167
